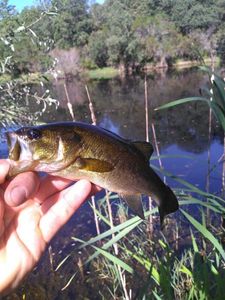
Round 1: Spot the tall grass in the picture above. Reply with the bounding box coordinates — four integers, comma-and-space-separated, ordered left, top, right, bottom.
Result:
53, 167, 225, 299
69, 185, 224, 299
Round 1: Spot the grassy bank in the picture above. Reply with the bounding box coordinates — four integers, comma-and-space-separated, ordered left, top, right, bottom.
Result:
87, 67, 119, 80
0, 72, 52, 85
175, 57, 220, 68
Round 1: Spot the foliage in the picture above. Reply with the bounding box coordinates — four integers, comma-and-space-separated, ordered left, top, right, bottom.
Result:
170, 0, 220, 34
132, 14, 184, 66
0, 0, 58, 126
51, 0, 92, 49
1, 0, 225, 73
87, 29, 109, 68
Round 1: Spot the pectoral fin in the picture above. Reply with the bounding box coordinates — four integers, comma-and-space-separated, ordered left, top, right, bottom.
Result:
119, 193, 145, 219
74, 157, 114, 172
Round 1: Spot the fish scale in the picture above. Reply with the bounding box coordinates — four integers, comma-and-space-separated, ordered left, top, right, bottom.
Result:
6, 121, 179, 227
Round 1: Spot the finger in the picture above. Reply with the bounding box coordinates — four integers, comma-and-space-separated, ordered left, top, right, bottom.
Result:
4, 172, 40, 206
0, 160, 10, 184
32, 175, 74, 204
0, 188, 5, 237
39, 179, 92, 243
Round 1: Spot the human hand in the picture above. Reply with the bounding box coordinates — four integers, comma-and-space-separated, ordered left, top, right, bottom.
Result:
0, 159, 97, 295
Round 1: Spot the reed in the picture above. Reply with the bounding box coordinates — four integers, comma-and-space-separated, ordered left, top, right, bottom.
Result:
85, 84, 100, 236
64, 82, 75, 121
144, 75, 153, 233
71, 178, 225, 299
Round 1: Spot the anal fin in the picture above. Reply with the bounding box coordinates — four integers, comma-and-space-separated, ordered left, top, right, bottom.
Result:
119, 193, 145, 219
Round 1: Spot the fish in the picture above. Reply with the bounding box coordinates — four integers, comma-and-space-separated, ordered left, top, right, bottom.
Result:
6, 122, 179, 226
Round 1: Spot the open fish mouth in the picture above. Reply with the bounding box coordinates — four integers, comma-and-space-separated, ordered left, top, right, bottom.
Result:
6, 131, 32, 161
6, 132, 21, 161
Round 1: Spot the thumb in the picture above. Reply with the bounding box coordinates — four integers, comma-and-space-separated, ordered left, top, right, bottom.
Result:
4, 172, 40, 206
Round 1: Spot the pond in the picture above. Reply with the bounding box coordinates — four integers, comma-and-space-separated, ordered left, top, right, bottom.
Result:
1, 67, 225, 299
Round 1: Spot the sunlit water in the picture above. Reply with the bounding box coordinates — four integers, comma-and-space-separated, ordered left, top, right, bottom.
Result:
1, 67, 224, 298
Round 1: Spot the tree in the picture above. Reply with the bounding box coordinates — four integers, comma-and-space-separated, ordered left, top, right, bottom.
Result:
51, 0, 92, 48
170, 0, 219, 34
87, 29, 109, 67
217, 25, 225, 63
132, 14, 184, 67
0, 0, 16, 20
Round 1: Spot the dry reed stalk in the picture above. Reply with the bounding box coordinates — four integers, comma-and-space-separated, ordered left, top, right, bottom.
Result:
91, 195, 101, 235
64, 83, 75, 121
85, 84, 100, 235
85, 85, 97, 125
105, 190, 130, 299
144, 76, 153, 233
48, 245, 54, 271
206, 74, 214, 224
144, 75, 149, 143
151, 123, 163, 171
175, 221, 179, 251
105, 191, 118, 256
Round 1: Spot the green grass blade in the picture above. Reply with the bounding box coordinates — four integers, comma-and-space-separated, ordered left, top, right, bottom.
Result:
151, 154, 193, 160
209, 101, 225, 131
89, 202, 111, 226
120, 245, 160, 284
213, 74, 225, 108
181, 209, 225, 261
190, 229, 199, 252
92, 245, 133, 274
155, 97, 209, 111
78, 208, 157, 249
85, 221, 142, 264
180, 264, 193, 277
179, 198, 225, 214
153, 291, 163, 300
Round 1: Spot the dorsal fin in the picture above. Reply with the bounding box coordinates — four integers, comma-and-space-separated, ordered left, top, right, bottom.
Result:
132, 141, 154, 160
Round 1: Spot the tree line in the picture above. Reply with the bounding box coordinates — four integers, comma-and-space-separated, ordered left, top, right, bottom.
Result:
0, 0, 225, 77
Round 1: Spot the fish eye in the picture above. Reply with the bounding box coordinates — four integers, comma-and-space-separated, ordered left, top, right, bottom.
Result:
27, 129, 42, 140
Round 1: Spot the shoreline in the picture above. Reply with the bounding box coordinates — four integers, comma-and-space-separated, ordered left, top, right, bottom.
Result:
0, 58, 221, 83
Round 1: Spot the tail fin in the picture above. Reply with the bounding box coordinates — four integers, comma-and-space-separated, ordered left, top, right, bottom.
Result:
158, 186, 178, 229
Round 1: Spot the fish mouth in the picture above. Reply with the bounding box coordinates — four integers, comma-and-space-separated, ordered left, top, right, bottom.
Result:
6, 131, 32, 161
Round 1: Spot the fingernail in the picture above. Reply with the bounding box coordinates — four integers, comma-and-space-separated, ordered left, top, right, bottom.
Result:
10, 186, 27, 206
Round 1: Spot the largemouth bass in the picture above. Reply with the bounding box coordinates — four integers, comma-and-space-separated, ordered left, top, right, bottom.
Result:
6, 122, 178, 226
